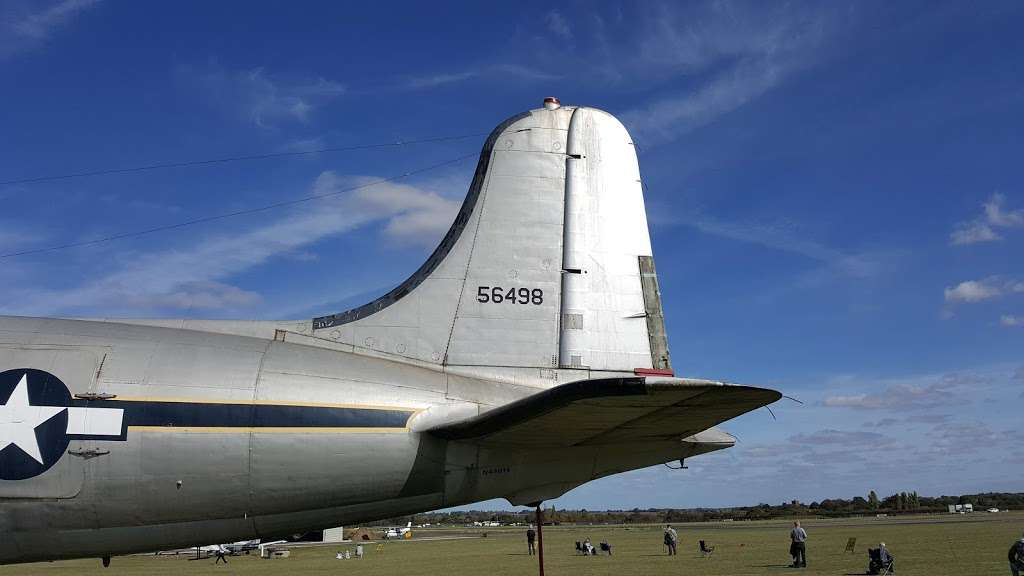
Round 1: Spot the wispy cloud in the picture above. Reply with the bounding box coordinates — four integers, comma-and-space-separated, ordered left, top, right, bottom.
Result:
545, 10, 573, 40
618, 3, 842, 143
823, 372, 992, 411
950, 193, 1024, 245
1, 172, 459, 317
684, 213, 880, 280
400, 64, 559, 91
177, 63, 346, 128
320, 172, 460, 246
129, 281, 262, 311
278, 136, 327, 153
943, 276, 1024, 303
1001, 314, 1024, 327
0, 221, 45, 253
622, 59, 786, 142
405, 71, 477, 90
788, 429, 893, 447
0, 0, 99, 59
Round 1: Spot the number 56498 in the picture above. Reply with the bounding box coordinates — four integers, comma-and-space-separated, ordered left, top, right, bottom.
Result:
476, 286, 543, 305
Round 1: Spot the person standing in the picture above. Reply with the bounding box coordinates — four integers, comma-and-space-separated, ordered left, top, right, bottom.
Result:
1009, 533, 1024, 576
526, 525, 536, 556
664, 525, 678, 556
790, 521, 808, 568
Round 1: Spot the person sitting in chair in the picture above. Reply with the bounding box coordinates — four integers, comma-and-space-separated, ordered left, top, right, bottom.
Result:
867, 542, 895, 574
599, 541, 612, 555
583, 538, 595, 556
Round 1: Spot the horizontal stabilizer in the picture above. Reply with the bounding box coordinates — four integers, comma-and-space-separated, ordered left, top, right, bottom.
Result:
428, 377, 781, 448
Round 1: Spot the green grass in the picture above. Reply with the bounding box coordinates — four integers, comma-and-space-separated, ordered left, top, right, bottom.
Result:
4, 512, 1021, 575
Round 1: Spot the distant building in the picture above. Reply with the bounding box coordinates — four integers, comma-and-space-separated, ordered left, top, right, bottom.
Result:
322, 527, 345, 543
948, 504, 974, 514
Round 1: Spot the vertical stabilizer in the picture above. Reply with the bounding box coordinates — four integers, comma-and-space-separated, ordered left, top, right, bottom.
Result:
312, 102, 670, 373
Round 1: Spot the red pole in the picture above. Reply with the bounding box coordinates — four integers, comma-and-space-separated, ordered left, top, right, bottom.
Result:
535, 504, 545, 576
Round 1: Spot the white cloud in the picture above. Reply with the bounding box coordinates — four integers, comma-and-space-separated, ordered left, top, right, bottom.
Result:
950, 220, 998, 245
400, 64, 558, 91
278, 136, 326, 153
950, 193, 1024, 245
944, 276, 1024, 304
683, 213, 881, 280
944, 278, 1003, 303
1001, 315, 1024, 327
330, 173, 460, 246
622, 59, 785, 141
0, 222, 45, 254
0, 0, 99, 59
823, 372, 990, 411
1, 172, 461, 317
985, 193, 1024, 227
823, 394, 884, 409
788, 429, 891, 446
545, 11, 573, 40
618, 3, 841, 143
489, 63, 560, 82
178, 64, 345, 127
128, 281, 261, 311
405, 71, 477, 90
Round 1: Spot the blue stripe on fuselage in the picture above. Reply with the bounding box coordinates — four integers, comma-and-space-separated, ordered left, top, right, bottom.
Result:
68, 399, 413, 440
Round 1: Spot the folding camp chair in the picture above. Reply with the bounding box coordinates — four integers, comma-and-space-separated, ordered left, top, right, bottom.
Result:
699, 540, 715, 558
574, 541, 585, 555
868, 548, 894, 575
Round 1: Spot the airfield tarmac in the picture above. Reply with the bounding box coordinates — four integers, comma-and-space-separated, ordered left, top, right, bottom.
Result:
3, 512, 1020, 575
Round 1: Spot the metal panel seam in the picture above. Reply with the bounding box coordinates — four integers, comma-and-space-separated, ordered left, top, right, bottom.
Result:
246, 339, 270, 530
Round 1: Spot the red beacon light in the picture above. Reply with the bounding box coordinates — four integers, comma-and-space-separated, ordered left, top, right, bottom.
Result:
543, 96, 561, 110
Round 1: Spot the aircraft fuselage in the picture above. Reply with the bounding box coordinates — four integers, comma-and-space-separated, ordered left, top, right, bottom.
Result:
0, 315, 713, 563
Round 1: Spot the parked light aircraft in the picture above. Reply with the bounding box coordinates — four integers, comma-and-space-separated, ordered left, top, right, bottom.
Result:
221, 539, 261, 554
0, 98, 781, 565
383, 522, 413, 539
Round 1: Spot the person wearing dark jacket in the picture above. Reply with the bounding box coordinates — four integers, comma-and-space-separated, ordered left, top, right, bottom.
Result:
1009, 534, 1024, 576
526, 526, 536, 556
664, 525, 678, 556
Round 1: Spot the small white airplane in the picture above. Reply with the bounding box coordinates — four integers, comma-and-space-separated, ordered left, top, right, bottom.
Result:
190, 539, 259, 560
383, 522, 412, 539
221, 539, 261, 554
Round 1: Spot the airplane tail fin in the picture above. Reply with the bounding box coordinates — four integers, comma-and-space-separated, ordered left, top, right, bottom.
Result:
312, 101, 670, 373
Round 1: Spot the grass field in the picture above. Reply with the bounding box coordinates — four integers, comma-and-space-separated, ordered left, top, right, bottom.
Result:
3, 513, 1021, 575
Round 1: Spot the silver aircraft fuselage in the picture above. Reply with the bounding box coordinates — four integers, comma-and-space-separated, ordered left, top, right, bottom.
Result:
0, 315, 727, 563
1, 102, 779, 564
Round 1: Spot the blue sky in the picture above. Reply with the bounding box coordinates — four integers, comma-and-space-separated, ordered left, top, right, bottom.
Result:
1, 1, 1021, 509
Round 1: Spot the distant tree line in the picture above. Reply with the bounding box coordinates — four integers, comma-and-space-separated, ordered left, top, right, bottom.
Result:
369, 492, 1024, 526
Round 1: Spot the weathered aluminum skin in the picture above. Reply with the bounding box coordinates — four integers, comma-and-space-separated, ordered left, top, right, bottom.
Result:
0, 104, 777, 564
0, 316, 719, 563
